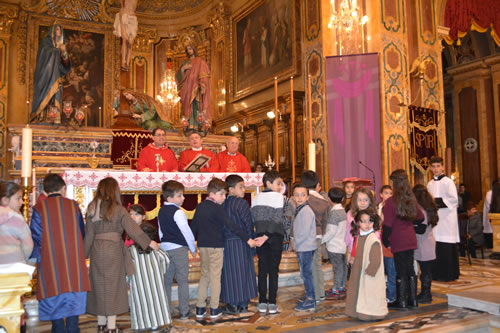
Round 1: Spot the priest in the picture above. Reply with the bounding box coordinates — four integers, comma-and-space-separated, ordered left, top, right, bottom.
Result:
217, 136, 251, 172
137, 128, 178, 172
178, 131, 219, 172
427, 156, 460, 282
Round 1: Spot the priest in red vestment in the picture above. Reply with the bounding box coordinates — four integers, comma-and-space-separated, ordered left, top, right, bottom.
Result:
178, 131, 219, 172
137, 128, 179, 172
217, 136, 251, 172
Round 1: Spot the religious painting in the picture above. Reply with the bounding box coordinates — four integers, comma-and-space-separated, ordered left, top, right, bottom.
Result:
28, 16, 115, 128
232, 0, 299, 100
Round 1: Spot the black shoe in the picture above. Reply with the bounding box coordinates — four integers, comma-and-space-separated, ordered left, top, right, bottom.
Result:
408, 275, 418, 308
389, 278, 408, 311
223, 304, 239, 314
418, 273, 433, 304
195, 306, 207, 319
237, 305, 248, 313
210, 307, 223, 320
180, 311, 190, 320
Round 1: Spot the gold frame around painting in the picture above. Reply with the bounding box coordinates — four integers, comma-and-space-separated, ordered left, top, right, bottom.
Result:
27, 14, 117, 128
231, 0, 300, 101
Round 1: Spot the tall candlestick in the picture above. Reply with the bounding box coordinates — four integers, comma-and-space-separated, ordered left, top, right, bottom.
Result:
32, 167, 36, 202
308, 74, 312, 143
308, 142, 316, 172
274, 77, 279, 172
21, 125, 32, 178
290, 76, 295, 182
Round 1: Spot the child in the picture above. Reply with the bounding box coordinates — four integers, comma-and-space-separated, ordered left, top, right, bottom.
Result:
85, 177, 159, 333
191, 178, 256, 320
342, 179, 356, 212
129, 223, 171, 330
322, 187, 347, 298
382, 170, 424, 310
251, 170, 286, 314
126, 204, 146, 247
30, 174, 90, 332
345, 188, 377, 264
220, 175, 257, 314
377, 185, 396, 304
459, 202, 484, 258
413, 184, 438, 304
158, 180, 196, 320
427, 156, 460, 282
300, 170, 329, 302
345, 209, 387, 321
0, 181, 33, 264
290, 183, 317, 311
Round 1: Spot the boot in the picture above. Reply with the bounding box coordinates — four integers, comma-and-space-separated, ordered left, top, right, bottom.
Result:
417, 273, 433, 304
408, 275, 418, 308
388, 277, 408, 311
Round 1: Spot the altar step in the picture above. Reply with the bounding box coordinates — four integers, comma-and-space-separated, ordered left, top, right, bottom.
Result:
448, 285, 500, 315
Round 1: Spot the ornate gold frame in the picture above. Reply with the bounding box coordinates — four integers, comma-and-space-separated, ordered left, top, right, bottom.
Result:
230, 0, 300, 101
27, 14, 117, 128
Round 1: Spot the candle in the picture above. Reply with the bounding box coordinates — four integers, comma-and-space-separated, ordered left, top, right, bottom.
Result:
308, 74, 312, 143
274, 77, 279, 172
290, 76, 295, 182
308, 142, 316, 172
21, 125, 32, 178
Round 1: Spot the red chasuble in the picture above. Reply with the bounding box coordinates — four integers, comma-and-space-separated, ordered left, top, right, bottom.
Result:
216, 151, 251, 172
137, 143, 179, 172
178, 148, 219, 172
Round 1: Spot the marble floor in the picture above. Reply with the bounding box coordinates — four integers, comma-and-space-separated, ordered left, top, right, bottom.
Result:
26, 256, 500, 333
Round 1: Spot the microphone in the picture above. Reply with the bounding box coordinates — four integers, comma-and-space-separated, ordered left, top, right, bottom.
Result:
359, 160, 376, 192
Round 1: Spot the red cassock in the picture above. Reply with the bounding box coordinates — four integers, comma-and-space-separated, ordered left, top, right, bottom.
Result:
137, 143, 179, 172
178, 148, 219, 172
216, 151, 251, 172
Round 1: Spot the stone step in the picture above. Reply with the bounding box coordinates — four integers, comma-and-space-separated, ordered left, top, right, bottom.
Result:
448, 285, 500, 315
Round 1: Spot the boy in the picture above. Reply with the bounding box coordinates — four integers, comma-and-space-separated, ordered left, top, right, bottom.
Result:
220, 175, 258, 314
459, 202, 484, 258
251, 170, 286, 314
158, 180, 196, 320
290, 183, 317, 311
301, 170, 329, 303
377, 185, 396, 303
427, 156, 460, 281
191, 178, 256, 320
322, 187, 348, 299
343, 179, 356, 212
30, 174, 90, 332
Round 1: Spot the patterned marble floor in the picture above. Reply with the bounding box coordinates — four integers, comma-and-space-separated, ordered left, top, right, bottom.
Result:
26, 256, 500, 333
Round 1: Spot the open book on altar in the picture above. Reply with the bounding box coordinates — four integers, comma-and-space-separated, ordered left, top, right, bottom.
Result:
184, 154, 211, 172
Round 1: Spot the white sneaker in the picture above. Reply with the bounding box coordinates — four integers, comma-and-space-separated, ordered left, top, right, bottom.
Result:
268, 303, 278, 314
257, 303, 268, 313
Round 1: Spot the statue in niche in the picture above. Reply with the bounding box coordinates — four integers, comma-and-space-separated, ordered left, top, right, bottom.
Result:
122, 89, 173, 131
175, 42, 211, 129
31, 24, 71, 123
113, 0, 138, 71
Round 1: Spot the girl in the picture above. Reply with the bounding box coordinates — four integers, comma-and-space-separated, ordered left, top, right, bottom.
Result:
345, 187, 377, 264
342, 179, 356, 212
382, 170, 424, 310
345, 209, 387, 321
126, 204, 146, 247
0, 181, 33, 264
84, 177, 159, 333
413, 184, 438, 304
129, 223, 171, 330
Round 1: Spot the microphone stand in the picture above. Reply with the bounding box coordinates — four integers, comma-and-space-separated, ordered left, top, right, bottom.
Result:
359, 161, 376, 193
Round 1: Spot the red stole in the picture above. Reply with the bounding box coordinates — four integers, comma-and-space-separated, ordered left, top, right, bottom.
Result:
137, 143, 179, 172
178, 148, 219, 172
216, 151, 251, 172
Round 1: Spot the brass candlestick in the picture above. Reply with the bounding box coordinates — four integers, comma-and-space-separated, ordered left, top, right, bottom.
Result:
23, 177, 31, 222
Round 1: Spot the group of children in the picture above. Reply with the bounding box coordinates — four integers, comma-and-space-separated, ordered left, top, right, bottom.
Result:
0, 156, 482, 331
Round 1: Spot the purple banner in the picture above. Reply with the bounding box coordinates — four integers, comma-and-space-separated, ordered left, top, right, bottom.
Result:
325, 54, 382, 193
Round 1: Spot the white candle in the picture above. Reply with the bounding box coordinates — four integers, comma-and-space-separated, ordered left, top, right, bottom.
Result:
308, 142, 316, 172
21, 125, 32, 178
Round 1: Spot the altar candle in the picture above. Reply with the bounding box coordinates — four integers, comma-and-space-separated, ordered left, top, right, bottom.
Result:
290, 76, 295, 182
274, 77, 279, 172
21, 125, 32, 178
308, 74, 312, 143
308, 142, 316, 172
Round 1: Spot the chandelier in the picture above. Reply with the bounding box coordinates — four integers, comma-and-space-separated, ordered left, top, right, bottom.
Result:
156, 62, 180, 111
328, 0, 368, 54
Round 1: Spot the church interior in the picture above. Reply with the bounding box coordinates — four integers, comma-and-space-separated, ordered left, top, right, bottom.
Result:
0, 0, 499, 332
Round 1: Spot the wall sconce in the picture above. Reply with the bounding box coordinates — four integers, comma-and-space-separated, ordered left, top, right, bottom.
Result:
267, 110, 275, 119
230, 122, 243, 133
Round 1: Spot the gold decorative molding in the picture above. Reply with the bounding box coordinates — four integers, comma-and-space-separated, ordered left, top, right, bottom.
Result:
133, 27, 157, 53
16, 11, 27, 85
174, 27, 209, 53
208, 2, 228, 38
0, 6, 18, 35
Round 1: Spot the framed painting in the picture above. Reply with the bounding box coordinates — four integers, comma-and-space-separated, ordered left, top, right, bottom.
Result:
231, 0, 300, 101
28, 15, 116, 128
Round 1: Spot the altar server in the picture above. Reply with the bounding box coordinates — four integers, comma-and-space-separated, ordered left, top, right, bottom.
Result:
216, 136, 251, 173
137, 128, 178, 172
427, 156, 460, 282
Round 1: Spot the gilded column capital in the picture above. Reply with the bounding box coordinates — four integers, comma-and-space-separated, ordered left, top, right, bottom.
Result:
0, 6, 19, 35
133, 27, 157, 53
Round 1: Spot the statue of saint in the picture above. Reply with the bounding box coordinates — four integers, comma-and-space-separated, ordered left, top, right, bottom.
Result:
113, 0, 138, 71
175, 43, 211, 129
30, 24, 71, 123
122, 89, 173, 131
